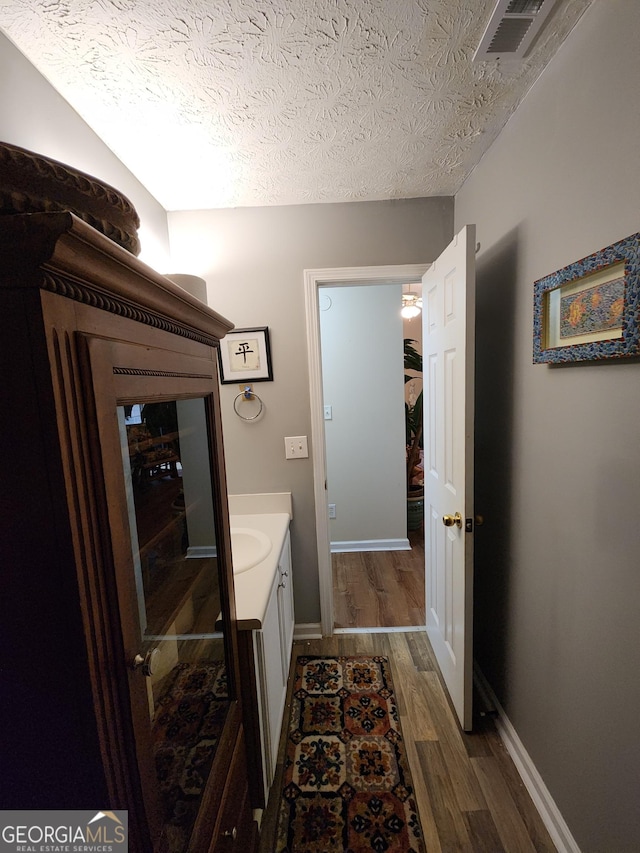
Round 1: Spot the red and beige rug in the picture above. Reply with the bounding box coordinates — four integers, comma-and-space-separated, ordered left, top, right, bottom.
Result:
275, 655, 425, 853
152, 661, 228, 853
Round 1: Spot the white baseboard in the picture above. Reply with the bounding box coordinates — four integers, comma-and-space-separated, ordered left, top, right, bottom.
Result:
474, 665, 581, 853
335, 626, 425, 634
186, 545, 216, 558
294, 623, 426, 639
330, 538, 410, 553
293, 622, 323, 640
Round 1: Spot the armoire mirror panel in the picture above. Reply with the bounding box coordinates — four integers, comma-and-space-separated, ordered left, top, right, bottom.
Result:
119, 398, 229, 852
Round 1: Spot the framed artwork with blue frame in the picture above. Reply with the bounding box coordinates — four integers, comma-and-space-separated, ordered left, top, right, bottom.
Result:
533, 232, 640, 364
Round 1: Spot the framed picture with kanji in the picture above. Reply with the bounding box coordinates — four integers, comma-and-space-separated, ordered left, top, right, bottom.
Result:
218, 326, 273, 383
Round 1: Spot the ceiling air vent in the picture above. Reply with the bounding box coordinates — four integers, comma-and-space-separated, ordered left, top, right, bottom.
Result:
473, 0, 558, 61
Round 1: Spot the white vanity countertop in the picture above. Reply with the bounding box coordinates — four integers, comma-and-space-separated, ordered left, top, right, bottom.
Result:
229, 511, 291, 630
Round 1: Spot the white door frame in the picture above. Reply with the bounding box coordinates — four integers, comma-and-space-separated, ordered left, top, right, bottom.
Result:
304, 264, 430, 637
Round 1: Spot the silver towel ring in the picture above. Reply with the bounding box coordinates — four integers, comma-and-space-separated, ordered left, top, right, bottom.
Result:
233, 386, 264, 420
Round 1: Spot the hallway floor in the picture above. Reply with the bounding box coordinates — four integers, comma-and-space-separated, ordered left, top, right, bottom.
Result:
258, 631, 557, 853
332, 527, 426, 629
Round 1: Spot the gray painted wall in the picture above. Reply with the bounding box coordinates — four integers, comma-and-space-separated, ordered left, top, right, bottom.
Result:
455, 2, 640, 850
321, 283, 406, 547
169, 199, 454, 623
0, 31, 170, 265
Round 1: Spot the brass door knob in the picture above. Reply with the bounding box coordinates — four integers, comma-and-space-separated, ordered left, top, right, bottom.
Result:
442, 512, 462, 529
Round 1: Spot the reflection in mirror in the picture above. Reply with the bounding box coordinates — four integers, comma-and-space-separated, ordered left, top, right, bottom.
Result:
118, 398, 227, 853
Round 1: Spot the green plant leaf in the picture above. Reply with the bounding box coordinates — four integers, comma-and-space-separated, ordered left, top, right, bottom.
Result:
404, 340, 424, 482
404, 338, 422, 373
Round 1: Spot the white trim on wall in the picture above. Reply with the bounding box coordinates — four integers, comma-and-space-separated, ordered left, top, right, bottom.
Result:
335, 625, 422, 635
304, 264, 429, 637
293, 622, 323, 640
474, 666, 582, 853
331, 538, 410, 553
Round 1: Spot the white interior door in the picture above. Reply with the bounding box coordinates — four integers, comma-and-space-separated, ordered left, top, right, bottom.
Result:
422, 225, 476, 731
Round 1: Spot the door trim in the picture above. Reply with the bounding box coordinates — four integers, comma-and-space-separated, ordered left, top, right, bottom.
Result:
304, 264, 430, 637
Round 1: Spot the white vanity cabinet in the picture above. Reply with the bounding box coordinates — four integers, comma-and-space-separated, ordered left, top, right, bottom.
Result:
237, 528, 295, 809
276, 532, 295, 686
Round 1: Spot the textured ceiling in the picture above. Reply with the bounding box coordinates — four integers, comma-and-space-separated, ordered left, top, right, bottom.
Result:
0, 0, 593, 211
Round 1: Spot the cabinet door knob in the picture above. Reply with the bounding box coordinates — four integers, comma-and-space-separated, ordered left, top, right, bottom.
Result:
223, 827, 237, 840
131, 647, 160, 677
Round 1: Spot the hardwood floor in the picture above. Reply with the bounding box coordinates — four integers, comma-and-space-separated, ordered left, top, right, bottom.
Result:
258, 631, 557, 853
333, 528, 426, 629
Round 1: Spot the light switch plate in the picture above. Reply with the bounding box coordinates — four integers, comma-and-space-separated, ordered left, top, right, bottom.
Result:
285, 435, 309, 459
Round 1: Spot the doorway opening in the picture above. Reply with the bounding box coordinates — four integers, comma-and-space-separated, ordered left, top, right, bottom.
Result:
304, 264, 429, 636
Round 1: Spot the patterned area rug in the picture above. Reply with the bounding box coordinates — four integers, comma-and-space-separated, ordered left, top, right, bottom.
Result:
152, 661, 228, 853
275, 655, 425, 853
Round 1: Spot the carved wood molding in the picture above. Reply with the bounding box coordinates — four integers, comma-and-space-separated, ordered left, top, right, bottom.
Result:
113, 367, 213, 380
0, 212, 233, 344
42, 271, 221, 348
0, 141, 140, 255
